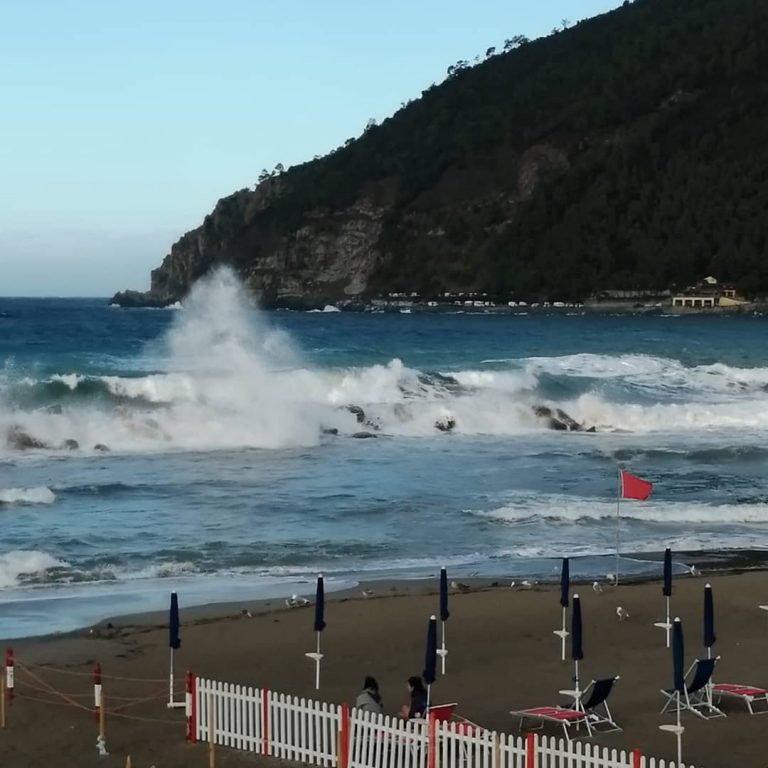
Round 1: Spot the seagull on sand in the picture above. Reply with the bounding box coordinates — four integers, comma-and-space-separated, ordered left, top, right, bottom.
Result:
606, 573, 616, 585
285, 594, 309, 609
616, 606, 630, 621
592, 581, 603, 593
451, 580, 471, 593
362, 588, 374, 599
686, 564, 701, 576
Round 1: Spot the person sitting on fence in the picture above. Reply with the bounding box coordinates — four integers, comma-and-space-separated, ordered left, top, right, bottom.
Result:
399, 676, 428, 719
356, 675, 384, 714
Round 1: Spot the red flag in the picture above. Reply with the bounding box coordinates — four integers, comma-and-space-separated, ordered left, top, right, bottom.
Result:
620, 470, 652, 501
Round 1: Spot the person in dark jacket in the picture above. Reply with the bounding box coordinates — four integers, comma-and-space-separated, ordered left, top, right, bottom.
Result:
399, 676, 428, 719
356, 676, 383, 714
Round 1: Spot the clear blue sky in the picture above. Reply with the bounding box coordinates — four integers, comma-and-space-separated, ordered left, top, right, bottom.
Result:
0, 0, 621, 296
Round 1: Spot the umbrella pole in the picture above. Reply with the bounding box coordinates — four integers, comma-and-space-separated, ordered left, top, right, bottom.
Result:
315, 632, 321, 691
676, 692, 683, 765
440, 621, 446, 675
665, 596, 671, 649
427, 683, 431, 712
561, 606, 567, 662
169, 647, 175, 707
574, 659, 581, 711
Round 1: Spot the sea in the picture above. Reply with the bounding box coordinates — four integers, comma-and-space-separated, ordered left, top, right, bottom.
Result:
2, 269, 768, 638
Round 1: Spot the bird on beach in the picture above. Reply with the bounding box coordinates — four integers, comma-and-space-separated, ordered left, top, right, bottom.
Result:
285, 594, 310, 609
241, 609, 253, 618
592, 581, 603, 593
451, 580, 471, 593
686, 564, 701, 576
362, 589, 374, 599
616, 606, 630, 621
521, 579, 537, 588
606, 573, 616, 585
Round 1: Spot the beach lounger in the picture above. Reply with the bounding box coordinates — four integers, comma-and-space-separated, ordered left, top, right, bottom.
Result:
712, 683, 768, 715
576, 677, 622, 733
511, 706, 590, 740
661, 657, 725, 719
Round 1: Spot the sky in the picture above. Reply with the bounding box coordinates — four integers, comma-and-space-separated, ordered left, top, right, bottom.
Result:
0, 0, 622, 297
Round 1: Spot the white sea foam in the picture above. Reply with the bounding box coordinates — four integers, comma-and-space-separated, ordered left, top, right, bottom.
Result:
0, 550, 68, 588
481, 496, 768, 525
5, 270, 768, 455
0, 486, 56, 505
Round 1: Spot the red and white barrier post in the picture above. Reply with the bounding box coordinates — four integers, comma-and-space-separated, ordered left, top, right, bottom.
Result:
186, 671, 196, 743
93, 662, 102, 718
5, 648, 13, 703
525, 732, 536, 768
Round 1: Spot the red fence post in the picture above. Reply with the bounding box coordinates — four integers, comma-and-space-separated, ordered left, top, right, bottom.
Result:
525, 732, 535, 768
262, 689, 270, 756
428, 712, 437, 768
186, 671, 196, 743
339, 703, 350, 768
93, 662, 102, 723
632, 748, 641, 768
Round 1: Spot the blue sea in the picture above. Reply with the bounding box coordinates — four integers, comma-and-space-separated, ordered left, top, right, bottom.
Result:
2, 270, 768, 638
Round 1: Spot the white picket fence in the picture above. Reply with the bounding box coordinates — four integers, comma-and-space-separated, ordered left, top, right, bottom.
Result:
194, 677, 693, 768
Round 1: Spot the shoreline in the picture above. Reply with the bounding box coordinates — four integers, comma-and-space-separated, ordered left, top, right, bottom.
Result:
7, 547, 768, 645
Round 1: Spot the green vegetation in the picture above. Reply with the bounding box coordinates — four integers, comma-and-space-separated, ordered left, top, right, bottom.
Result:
166, 0, 768, 301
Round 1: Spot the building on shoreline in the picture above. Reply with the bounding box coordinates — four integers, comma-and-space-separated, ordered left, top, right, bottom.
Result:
671, 276, 746, 309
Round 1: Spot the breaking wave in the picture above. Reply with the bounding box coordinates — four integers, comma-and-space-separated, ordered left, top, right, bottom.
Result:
0, 486, 56, 505
4, 269, 768, 456
0, 550, 68, 588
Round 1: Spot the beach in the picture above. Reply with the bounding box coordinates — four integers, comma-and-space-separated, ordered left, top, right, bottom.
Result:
3, 571, 768, 767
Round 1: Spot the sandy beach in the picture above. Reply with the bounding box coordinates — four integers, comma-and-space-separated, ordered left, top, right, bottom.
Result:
2, 571, 768, 768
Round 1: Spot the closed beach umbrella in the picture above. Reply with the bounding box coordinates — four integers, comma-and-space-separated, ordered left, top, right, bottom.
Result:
560, 558, 570, 609
169, 591, 181, 650
314, 575, 326, 633
306, 574, 326, 690
438, 567, 449, 674
167, 591, 182, 707
703, 584, 716, 658
571, 593, 584, 706
673, 618, 685, 693
663, 548, 673, 598
654, 548, 673, 648
424, 614, 437, 708
554, 557, 570, 661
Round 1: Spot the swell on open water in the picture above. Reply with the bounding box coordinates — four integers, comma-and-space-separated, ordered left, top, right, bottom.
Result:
2, 269, 768, 637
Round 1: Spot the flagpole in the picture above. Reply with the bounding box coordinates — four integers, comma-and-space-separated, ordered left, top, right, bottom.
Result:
616, 467, 622, 588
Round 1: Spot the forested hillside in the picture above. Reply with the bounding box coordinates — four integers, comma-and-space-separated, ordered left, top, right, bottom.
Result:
115, 0, 768, 307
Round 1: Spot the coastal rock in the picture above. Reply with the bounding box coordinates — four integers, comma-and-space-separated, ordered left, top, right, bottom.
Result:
61, 439, 79, 450
45, 404, 63, 415
351, 431, 378, 439
6, 427, 50, 450
94, 443, 111, 452
532, 405, 593, 432
346, 405, 366, 423
435, 416, 456, 432
321, 428, 339, 436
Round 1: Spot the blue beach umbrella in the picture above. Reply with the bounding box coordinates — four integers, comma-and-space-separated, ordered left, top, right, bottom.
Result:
314, 575, 326, 633
654, 548, 673, 648
703, 584, 716, 658
673, 617, 685, 693
438, 568, 449, 674
663, 548, 673, 598
305, 574, 326, 690
423, 615, 437, 708
560, 558, 570, 608
571, 593, 584, 705
167, 591, 182, 707
169, 591, 181, 650
554, 558, 570, 661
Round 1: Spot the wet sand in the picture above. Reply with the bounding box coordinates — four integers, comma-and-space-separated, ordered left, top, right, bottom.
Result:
2, 571, 768, 767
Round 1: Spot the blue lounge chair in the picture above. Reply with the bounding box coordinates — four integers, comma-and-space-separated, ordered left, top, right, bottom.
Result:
661, 657, 725, 719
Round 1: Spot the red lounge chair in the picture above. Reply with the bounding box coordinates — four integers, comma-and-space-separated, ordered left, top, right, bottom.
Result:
711, 683, 768, 715
510, 706, 589, 740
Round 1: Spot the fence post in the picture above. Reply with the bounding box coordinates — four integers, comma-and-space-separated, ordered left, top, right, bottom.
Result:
208, 691, 216, 768
4, 649, 13, 703
493, 733, 501, 768
186, 671, 196, 743
632, 748, 641, 768
525, 733, 535, 768
261, 689, 270, 756
338, 703, 349, 768
428, 712, 437, 768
